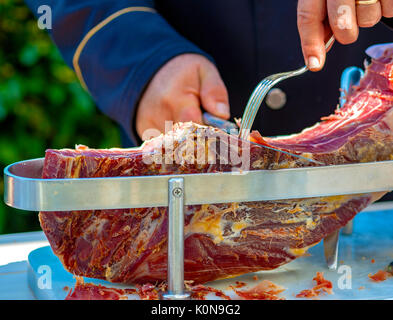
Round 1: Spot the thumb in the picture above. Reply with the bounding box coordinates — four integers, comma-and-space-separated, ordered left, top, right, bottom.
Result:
199, 61, 230, 119
297, 0, 327, 71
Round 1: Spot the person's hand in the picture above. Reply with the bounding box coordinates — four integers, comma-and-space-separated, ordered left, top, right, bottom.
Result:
136, 53, 230, 140
297, 0, 393, 71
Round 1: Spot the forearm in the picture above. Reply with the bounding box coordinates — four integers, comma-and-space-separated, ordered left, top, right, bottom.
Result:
24, 0, 211, 145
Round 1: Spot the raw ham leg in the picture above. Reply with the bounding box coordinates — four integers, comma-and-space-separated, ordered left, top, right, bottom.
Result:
40, 49, 393, 284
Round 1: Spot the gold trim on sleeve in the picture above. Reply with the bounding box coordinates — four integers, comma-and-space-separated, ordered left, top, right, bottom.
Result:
72, 6, 156, 91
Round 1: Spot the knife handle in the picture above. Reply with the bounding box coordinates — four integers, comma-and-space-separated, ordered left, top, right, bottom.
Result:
339, 66, 364, 108
202, 112, 238, 133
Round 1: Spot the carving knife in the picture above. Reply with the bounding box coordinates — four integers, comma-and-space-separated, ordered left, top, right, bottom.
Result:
202, 112, 322, 165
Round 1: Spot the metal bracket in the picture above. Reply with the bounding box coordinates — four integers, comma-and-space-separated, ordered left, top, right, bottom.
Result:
162, 178, 190, 300
342, 220, 354, 235
4, 158, 393, 296
323, 230, 340, 270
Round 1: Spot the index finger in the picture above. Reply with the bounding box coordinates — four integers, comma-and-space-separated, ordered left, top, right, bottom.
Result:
297, 0, 327, 71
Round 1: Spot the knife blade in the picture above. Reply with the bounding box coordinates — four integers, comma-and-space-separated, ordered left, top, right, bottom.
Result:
202, 112, 322, 165
202, 112, 238, 134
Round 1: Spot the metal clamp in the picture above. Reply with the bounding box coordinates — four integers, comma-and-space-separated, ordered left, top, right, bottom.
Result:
4, 158, 393, 297
162, 178, 190, 300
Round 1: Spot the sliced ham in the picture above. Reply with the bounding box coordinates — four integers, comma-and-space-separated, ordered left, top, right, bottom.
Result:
40, 49, 393, 284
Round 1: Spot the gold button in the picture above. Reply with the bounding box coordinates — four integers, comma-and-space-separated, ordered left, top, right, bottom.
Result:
266, 88, 286, 110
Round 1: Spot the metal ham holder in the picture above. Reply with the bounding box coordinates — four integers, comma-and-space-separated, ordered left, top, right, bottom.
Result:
4, 158, 393, 299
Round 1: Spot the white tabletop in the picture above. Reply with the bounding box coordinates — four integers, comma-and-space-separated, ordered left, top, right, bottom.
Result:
0, 201, 392, 300
0, 231, 48, 300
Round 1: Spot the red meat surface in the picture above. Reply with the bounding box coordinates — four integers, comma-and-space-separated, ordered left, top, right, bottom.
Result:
231, 280, 285, 300
65, 278, 282, 300
296, 272, 333, 298
40, 49, 393, 284
368, 269, 393, 282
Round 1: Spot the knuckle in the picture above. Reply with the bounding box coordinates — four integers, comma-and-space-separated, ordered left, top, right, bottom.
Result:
201, 72, 227, 98
382, 0, 393, 17
160, 92, 175, 109
358, 20, 378, 28
301, 43, 318, 52
383, 10, 393, 18
357, 5, 382, 27
297, 9, 318, 26
358, 16, 380, 28
201, 81, 226, 98
339, 36, 357, 45
336, 29, 358, 45
300, 42, 322, 58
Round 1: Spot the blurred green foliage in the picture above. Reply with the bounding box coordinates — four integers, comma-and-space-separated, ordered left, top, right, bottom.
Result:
0, 0, 121, 234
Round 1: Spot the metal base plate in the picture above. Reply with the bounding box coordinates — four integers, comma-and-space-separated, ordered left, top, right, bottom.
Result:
28, 207, 393, 300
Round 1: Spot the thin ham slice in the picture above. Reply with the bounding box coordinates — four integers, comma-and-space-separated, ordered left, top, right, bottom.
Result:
40, 49, 393, 285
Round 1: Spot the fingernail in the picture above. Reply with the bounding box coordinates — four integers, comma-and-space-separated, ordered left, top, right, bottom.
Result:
216, 102, 230, 118
308, 56, 320, 70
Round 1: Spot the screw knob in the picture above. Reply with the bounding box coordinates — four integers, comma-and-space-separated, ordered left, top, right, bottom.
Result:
172, 187, 183, 198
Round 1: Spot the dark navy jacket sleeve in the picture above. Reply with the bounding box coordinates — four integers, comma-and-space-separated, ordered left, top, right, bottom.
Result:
24, 0, 211, 145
